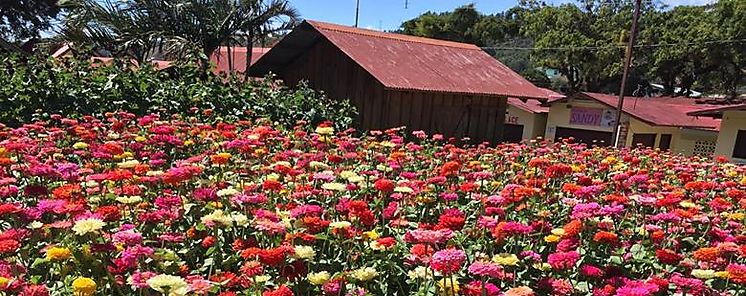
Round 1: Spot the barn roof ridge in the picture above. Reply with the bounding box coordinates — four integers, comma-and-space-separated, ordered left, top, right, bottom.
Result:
305, 20, 481, 50
252, 20, 552, 100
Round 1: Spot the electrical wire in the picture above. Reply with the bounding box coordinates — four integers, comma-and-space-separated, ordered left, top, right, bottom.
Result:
481, 38, 746, 51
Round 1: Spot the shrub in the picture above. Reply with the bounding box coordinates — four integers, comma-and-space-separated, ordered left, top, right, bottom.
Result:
0, 55, 356, 129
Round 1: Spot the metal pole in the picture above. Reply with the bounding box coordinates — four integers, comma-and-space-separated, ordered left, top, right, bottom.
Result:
354, 0, 360, 27
612, 0, 642, 148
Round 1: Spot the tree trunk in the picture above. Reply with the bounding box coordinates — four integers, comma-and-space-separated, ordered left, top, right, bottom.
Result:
244, 30, 254, 81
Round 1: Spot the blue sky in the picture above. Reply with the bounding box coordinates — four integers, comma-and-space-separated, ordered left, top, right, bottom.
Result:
288, 0, 716, 31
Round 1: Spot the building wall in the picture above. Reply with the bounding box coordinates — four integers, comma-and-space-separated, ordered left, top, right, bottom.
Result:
545, 100, 619, 140
505, 105, 547, 140
624, 120, 679, 149
276, 38, 508, 143
677, 129, 719, 157
714, 110, 746, 163
545, 99, 718, 156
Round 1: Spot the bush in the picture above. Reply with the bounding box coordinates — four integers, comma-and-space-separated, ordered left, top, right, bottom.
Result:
0, 55, 356, 129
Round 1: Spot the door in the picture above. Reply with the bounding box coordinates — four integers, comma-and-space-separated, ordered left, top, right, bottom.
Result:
658, 134, 672, 150
555, 127, 613, 146
733, 130, 746, 159
631, 133, 657, 148
503, 124, 524, 143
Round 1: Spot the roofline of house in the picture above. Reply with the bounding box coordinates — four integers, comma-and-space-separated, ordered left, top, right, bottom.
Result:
687, 104, 746, 117
252, 20, 556, 100
550, 92, 719, 129
383, 86, 557, 101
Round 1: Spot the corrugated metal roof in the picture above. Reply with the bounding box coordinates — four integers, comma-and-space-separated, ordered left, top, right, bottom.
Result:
211, 47, 270, 74
687, 104, 746, 116
566, 92, 722, 130
508, 98, 549, 114
252, 20, 550, 99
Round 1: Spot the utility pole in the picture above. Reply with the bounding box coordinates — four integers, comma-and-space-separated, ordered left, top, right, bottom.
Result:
354, 0, 360, 27
611, 0, 642, 148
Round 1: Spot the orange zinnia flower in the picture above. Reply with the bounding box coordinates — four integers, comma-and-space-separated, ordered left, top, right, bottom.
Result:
693, 247, 720, 262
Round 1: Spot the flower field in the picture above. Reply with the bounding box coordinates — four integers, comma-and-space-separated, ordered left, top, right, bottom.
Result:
0, 113, 744, 296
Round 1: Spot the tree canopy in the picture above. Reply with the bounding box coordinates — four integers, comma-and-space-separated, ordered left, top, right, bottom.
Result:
398, 1, 746, 96
59, 0, 298, 71
0, 0, 60, 42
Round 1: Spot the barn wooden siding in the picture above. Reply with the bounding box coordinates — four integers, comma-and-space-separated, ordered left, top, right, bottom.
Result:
278, 38, 507, 143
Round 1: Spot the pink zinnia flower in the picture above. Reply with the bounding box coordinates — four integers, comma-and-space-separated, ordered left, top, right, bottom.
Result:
430, 248, 466, 275
404, 229, 453, 245
547, 251, 580, 270
468, 261, 502, 278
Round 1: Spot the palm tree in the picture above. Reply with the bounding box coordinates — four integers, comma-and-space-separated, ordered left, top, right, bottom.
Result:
237, 0, 298, 78
59, 0, 298, 72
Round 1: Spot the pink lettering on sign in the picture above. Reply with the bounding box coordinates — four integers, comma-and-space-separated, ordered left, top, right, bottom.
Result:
570, 107, 603, 126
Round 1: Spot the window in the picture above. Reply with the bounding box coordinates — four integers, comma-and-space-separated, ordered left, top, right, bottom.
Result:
659, 134, 672, 150
693, 140, 717, 156
631, 133, 656, 148
733, 130, 746, 159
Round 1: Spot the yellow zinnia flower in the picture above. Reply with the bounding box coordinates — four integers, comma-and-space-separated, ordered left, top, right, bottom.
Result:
46, 246, 72, 261
307, 271, 330, 285
72, 142, 89, 150
350, 267, 378, 281
72, 277, 96, 296
493, 253, 520, 266
544, 235, 561, 243
437, 277, 460, 296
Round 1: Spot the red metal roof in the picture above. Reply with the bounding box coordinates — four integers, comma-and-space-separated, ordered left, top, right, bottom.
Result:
52, 43, 71, 58
508, 98, 549, 114
565, 92, 722, 130
294, 21, 550, 99
687, 104, 746, 116
89, 57, 172, 70
210, 47, 270, 74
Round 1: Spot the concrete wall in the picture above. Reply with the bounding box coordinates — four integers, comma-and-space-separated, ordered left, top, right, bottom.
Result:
545, 98, 719, 156
545, 100, 618, 139
505, 105, 547, 140
714, 110, 746, 163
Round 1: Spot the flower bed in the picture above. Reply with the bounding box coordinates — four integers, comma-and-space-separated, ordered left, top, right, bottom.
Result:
0, 113, 744, 296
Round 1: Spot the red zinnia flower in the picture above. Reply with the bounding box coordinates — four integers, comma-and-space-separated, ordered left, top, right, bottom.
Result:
439, 161, 461, 177
0, 239, 19, 254
655, 249, 682, 265
592, 231, 618, 245
263, 285, 294, 296
373, 178, 395, 192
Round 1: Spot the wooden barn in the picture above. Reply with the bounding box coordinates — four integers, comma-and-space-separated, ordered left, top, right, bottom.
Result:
251, 20, 551, 142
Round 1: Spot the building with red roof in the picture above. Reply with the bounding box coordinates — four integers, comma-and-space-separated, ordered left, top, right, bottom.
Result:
210, 46, 270, 74
688, 104, 746, 162
251, 20, 552, 143
504, 87, 562, 142
52, 43, 268, 75
544, 92, 722, 156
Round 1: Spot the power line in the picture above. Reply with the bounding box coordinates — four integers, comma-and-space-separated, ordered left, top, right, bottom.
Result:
481, 39, 746, 51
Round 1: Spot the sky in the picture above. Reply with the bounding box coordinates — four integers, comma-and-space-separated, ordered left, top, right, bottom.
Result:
288, 0, 717, 31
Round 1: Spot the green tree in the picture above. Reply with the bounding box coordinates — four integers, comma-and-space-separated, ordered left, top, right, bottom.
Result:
712, 0, 746, 96
0, 0, 60, 42
60, 0, 298, 69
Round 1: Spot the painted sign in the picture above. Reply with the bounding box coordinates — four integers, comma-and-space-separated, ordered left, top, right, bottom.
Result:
570, 107, 616, 127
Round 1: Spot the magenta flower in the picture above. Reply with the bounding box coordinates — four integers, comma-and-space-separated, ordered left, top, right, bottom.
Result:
430, 248, 466, 275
